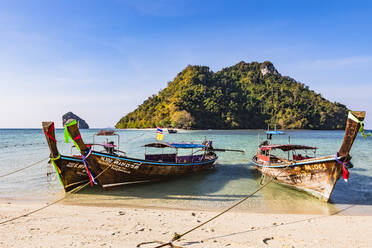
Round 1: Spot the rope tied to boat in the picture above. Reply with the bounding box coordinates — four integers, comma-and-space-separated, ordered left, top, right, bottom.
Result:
81, 148, 97, 186
138, 169, 287, 248
0, 165, 111, 226
348, 111, 370, 139
335, 153, 352, 182
0, 157, 49, 178
49, 153, 63, 186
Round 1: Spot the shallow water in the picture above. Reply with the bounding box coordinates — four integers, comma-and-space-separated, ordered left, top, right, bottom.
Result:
1, 128, 371, 215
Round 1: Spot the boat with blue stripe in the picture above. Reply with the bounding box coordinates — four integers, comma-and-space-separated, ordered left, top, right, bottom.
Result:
251, 111, 366, 202
51, 120, 226, 190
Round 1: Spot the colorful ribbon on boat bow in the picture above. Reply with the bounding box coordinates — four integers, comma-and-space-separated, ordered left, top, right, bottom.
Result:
81, 148, 97, 186
64, 120, 82, 152
64, 120, 97, 186
50, 153, 63, 186
335, 154, 350, 182
44, 122, 57, 143
348, 112, 370, 139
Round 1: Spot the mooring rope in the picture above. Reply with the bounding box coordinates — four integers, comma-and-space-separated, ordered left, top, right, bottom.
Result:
0, 157, 49, 178
0, 165, 111, 226
198, 204, 355, 244
0, 132, 147, 224
1, 140, 67, 148
2, 142, 46, 148
137, 169, 286, 248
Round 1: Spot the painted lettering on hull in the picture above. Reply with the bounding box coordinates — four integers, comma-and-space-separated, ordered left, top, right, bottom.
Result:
65, 162, 85, 169
100, 157, 141, 173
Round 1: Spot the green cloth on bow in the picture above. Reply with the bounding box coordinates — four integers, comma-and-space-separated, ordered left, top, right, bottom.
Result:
348, 112, 371, 139
64, 120, 82, 152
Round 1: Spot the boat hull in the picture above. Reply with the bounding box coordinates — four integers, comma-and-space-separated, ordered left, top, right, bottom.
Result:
53, 155, 89, 192
88, 152, 218, 189
252, 156, 343, 201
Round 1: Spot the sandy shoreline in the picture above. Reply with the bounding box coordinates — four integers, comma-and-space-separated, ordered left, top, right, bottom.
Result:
1, 200, 372, 247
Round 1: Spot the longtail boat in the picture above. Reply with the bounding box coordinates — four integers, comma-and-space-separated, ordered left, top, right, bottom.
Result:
42, 122, 128, 191
252, 111, 366, 202
62, 120, 220, 189
42, 122, 88, 192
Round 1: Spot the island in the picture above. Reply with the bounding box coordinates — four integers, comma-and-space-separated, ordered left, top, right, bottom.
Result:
62, 112, 89, 129
116, 61, 347, 129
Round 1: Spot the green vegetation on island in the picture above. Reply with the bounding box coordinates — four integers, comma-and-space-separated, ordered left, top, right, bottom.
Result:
115, 61, 348, 129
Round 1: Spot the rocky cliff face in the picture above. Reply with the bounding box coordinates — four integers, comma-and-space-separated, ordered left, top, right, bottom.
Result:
260, 61, 279, 76
62, 112, 89, 129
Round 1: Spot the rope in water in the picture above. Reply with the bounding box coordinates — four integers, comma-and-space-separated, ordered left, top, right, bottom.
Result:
0, 157, 49, 178
0, 165, 111, 226
1, 140, 67, 148
137, 170, 285, 248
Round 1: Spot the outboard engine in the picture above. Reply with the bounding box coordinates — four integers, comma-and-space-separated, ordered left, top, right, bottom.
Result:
202, 140, 215, 156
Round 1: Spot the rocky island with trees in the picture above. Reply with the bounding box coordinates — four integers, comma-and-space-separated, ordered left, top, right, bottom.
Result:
115, 61, 348, 130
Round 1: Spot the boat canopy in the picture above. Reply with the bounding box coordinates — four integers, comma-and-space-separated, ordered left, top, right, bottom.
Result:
96, 130, 116, 136
143, 142, 205, 149
260, 144, 317, 151
266, 131, 285, 135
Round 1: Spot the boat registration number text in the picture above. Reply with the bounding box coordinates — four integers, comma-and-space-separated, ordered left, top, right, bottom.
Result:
100, 157, 141, 172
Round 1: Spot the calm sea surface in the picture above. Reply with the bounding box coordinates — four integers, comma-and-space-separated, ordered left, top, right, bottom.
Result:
1, 128, 371, 215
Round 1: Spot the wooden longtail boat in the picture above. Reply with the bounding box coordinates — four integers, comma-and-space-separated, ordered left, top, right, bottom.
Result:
42, 122, 88, 192
252, 111, 366, 202
64, 120, 218, 189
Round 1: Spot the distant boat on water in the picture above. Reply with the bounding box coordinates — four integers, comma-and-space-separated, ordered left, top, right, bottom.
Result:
167, 128, 177, 134
252, 111, 366, 202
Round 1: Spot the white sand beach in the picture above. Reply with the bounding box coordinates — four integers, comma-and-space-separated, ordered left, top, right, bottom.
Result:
1, 200, 372, 248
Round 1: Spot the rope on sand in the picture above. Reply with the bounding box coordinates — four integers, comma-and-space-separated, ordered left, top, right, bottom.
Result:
0, 133, 147, 224
0, 166, 111, 226
0, 157, 49, 178
137, 171, 284, 248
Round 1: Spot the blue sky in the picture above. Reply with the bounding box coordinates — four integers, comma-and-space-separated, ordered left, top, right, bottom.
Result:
1, 0, 371, 128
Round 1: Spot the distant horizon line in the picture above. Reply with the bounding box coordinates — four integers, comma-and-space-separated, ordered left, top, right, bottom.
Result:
0, 127, 371, 131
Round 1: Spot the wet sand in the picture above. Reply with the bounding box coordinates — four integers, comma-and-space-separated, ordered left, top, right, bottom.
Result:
1, 200, 372, 247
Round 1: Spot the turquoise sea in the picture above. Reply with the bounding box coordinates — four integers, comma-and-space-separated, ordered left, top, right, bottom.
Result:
1, 128, 371, 215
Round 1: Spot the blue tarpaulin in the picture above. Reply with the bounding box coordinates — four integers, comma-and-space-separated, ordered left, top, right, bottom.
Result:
266, 131, 285, 135
169, 143, 205, 149
144, 142, 205, 149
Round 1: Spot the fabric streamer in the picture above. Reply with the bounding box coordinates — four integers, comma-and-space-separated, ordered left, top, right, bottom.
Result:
64, 120, 97, 186
348, 112, 371, 139
64, 120, 81, 152
50, 153, 63, 186
335, 154, 350, 182
81, 148, 97, 186
44, 123, 57, 143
